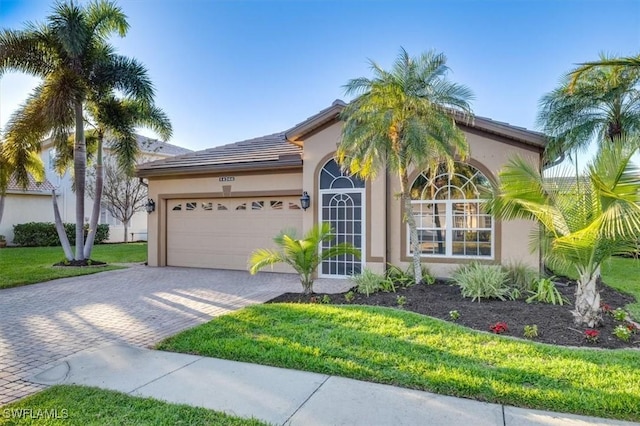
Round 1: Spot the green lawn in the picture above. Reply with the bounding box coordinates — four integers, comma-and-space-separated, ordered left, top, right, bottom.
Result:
0, 385, 269, 426
0, 243, 147, 289
552, 256, 640, 320
157, 303, 640, 422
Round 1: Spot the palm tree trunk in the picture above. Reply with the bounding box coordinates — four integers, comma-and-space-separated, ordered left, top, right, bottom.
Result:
400, 170, 423, 284
73, 100, 86, 261
301, 274, 314, 295
52, 189, 74, 261
83, 136, 103, 259
573, 266, 602, 327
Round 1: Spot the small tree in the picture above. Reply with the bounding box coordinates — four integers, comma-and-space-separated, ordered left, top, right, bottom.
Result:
248, 223, 360, 295
87, 158, 147, 242
488, 140, 640, 326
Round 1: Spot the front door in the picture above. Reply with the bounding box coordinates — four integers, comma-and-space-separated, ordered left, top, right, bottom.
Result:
319, 159, 365, 277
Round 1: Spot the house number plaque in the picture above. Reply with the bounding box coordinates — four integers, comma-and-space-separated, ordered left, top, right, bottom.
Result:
219, 177, 235, 182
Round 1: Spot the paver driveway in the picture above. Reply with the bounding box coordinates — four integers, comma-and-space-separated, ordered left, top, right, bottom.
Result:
0, 264, 351, 405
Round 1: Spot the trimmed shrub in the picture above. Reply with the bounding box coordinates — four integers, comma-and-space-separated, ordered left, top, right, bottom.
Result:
452, 262, 512, 302
13, 222, 109, 247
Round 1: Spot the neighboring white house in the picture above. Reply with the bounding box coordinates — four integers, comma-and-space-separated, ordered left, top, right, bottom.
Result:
0, 176, 56, 243
1, 135, 191, 245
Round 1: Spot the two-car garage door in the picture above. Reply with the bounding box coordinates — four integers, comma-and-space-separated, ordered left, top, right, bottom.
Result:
166, 196, 303, 272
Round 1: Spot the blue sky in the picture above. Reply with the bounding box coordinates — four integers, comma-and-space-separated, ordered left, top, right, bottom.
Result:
1, 0, 639, 154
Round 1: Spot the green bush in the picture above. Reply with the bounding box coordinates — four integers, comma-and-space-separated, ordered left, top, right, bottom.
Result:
13, 222, 109, 247
350, 268, 395, 296
503, 261, 539, 293
526, 277, 567, 305
386, 263, 435, 286
452, 262, 512, 302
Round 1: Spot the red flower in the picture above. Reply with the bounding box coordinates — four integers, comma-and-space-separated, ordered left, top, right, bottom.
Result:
584, 329, 600, 342
490, 322, 509, 334
626, 323, 639, 334
600, 303, 612, 313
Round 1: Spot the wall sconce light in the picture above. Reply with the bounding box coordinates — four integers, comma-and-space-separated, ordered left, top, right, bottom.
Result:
300, 191, 310, 211
146, 198, 156, 214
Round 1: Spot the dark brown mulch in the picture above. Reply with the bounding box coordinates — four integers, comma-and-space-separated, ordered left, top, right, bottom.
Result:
52, 259, 107, 267
268, 280, 640, 349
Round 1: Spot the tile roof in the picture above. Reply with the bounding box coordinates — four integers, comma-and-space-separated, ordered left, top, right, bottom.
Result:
136, 132, 302, 177
137, 100, 547, 178
6, 175, 55, 193
104, 135, 193, 156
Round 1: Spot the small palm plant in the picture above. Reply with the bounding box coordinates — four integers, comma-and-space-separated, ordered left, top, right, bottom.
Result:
488, 140, 640, 326
248, 222, 360, 294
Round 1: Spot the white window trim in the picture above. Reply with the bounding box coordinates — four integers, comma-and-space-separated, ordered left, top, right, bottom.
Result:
406, 200, 495, 260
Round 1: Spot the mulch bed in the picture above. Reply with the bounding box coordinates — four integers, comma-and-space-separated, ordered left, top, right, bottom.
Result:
268, 280, 640, 349
52, 259, 107, 267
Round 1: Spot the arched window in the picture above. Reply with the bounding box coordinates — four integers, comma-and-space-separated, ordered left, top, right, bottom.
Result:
409, 163, 494, 258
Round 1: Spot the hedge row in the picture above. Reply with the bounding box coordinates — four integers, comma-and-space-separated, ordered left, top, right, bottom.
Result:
12, 222, 109, 247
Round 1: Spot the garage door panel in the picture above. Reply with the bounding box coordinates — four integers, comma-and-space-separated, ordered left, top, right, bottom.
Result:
167, 197, 302, 273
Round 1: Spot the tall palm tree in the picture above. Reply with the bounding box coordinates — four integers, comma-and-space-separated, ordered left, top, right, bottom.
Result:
83, 96, 171, 258
570, 54, 640, 85
0, 0, 154, 261
337, 48, 474, 283
488, 139, 640, 326
537, 58, 640, 161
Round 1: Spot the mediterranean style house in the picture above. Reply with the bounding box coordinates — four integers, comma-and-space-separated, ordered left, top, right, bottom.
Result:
0, 135, 191, 245
137, 100, 546, 278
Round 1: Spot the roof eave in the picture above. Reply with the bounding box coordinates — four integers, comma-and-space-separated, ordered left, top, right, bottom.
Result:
285, 100, 546, 149
285, 100, 346, 143
137, 159, 303, 178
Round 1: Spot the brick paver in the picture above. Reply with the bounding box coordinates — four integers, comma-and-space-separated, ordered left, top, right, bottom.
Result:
0, 265, 350, 405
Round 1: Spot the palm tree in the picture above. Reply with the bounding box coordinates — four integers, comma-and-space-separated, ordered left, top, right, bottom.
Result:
488, 139, 640, 326
570, 54, 640, 85
249, 223, 361, 295
337, 48, 474, 283
0, 0, 155, 261
537, 57, 640, 161
82, 96, 171, 258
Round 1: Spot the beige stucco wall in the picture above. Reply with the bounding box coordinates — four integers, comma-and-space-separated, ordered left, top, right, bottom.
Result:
1, 193, 54, 244
300, 122, 387, 274
146, 170, 303, 266
387, 128, 542, 277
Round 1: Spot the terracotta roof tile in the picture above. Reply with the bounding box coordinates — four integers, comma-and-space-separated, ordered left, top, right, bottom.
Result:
7, 175, 55, 193
137, 132, 302, 177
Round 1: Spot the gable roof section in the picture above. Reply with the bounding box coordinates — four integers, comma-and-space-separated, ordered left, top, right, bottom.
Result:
136, 132, 302, 177
137, 100, 547, 178
285, 99, 547, 149
132, 135, 193, 156
6, 175, 55, 195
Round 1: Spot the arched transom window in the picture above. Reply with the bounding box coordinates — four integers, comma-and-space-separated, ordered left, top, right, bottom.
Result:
409, 162, 494, 259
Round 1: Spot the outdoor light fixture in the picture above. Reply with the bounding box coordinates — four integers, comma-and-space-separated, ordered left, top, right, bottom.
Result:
300, 191, 310, 211
146, 198, 156, 214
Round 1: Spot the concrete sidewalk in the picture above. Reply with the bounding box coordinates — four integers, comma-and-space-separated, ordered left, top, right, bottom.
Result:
32, 344, 637, 426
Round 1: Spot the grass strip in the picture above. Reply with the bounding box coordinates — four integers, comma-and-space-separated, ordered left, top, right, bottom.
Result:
0, 385, 269, 426
158, 303, 640, 422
